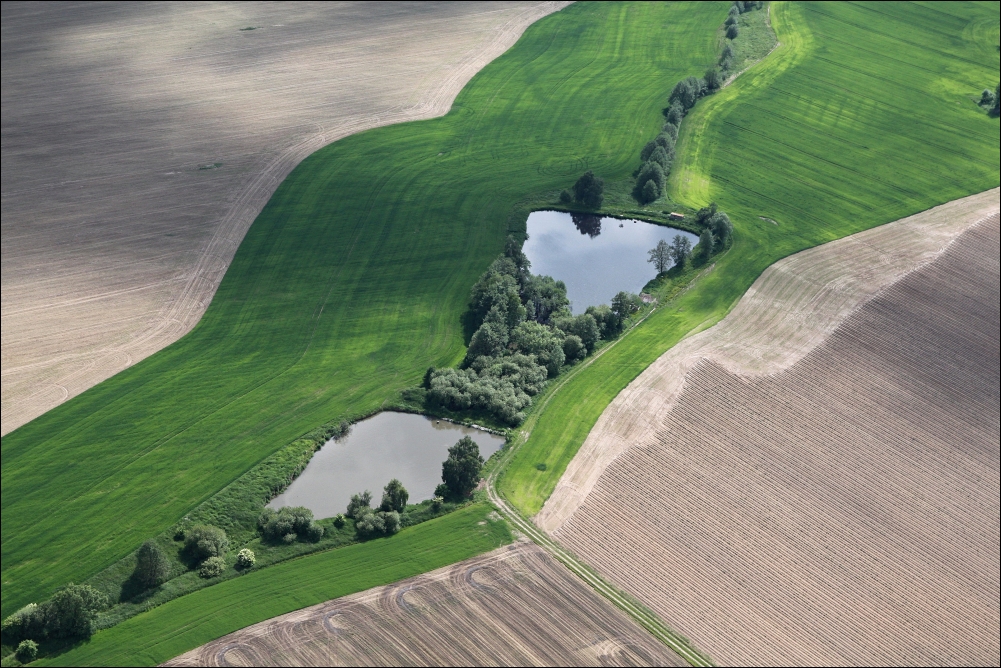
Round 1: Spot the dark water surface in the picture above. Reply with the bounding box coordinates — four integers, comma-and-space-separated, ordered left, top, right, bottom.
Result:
267, 412, 505, 518
523, 210, 699, 314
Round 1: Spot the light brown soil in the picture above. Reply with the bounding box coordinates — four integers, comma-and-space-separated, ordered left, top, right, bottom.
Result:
539, 189, 1000, 532
163, 541, 686, 667
550, 211, 1001, 665
0, 1, 566, 435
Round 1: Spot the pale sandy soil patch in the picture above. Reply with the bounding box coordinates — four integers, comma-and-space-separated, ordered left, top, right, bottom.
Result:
544, 194, 1000, 665
1, 1, 566, 435
163, 541, 685, 667
539, 188, 999, 531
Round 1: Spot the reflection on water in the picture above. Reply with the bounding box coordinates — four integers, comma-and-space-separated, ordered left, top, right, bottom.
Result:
524, 210, 699, 314
571, 212, 602, 238
268, 412, 505, 519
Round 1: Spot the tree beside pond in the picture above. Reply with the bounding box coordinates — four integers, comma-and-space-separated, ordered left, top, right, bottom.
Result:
441, 436, 484, 499
670, 235, 693, 269
572, 170, 604, 208
380, 479, 409, 513
648, 239, 671, 274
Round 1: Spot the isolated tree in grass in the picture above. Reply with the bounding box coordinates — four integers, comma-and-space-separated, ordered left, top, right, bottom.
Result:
41, 583, 108, 639
133, 539, 170, 590
699, 228, 715, 258
670, 235, 693, 269
572, 170, 604, 208
380, 479, 409, 513
441, 436, 484, 499
648, 239, 672, 274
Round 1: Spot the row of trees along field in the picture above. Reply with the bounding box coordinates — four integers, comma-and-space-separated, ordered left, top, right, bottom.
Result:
635, 0, 763, 204
423, 238, 643, 425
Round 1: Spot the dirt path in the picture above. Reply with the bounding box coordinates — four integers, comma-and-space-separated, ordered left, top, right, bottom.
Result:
164, 541, 685, 667
1, 1, 568, 435
538, 188, 999, 533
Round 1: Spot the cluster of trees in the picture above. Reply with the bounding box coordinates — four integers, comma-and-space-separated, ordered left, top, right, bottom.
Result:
344, 478, 410, 538
648, 235, 694, 273
425, 238, 639, 424
560, 170, 604, 209
980, 84, 999, 117
693, 201, 733, 257
257, 506, 324, 544
1, 584, 109, 644
180, 524, 231, 579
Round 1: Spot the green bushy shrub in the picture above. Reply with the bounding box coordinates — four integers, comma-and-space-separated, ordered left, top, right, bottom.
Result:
15, 639, 38, 663
183, 525, 228, 562
235, 548, 256, 570
198, 556, 226, 578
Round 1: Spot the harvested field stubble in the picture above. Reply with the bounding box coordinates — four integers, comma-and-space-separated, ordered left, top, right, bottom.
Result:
164, 541, 685, 667
0, 1, 559, 435
553, 214, 1001, 666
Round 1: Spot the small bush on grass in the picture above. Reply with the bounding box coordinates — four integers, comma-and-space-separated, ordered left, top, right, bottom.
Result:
235, 548, 256, 570
198, 556, 226, 579
257, 506, 319, 543
41, 583, 108, 639
15, 640, 38, 663
356, 510, 401, 538
183, 525, 228, 563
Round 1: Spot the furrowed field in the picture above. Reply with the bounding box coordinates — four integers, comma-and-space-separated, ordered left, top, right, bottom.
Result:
40, 504, 511, 666
499, 0, 1000, 514
1, 2, 727, 619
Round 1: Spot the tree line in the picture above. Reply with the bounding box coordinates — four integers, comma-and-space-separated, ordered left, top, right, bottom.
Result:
424, 238, 641, 425
634, 1, 762, 204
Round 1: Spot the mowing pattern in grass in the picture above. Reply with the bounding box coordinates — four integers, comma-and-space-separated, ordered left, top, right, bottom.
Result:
0, 2, 728, 617
498, 0, 1000, 516
39, 504, 511, 667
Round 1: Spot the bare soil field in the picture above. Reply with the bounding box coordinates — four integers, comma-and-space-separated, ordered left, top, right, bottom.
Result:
164, 540, 685, 667
0, 1, 564, 435
547, 199, 1000, 665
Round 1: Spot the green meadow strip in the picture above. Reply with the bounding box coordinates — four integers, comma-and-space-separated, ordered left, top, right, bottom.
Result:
497, 0, 999, 516
38, 504, 510, 667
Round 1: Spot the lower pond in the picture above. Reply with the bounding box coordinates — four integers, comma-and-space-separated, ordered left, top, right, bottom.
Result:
267, 412, 505, 519
523, 210, 699, 314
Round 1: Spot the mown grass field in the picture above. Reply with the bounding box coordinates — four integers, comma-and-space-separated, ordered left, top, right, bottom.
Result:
0, 2, 729, 618
499, 0, 1000, 514
39, 503, 511, 666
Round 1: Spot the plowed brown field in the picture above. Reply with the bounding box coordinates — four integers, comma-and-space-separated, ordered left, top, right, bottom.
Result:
550, 209, 1000, 665
0, 1, 563, 435
164, 541, 685, 667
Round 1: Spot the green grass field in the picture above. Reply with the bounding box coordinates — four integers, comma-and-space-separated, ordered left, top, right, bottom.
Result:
38, 503, 510, 666
0, 2, 730, 617
499, 0, 1000, 515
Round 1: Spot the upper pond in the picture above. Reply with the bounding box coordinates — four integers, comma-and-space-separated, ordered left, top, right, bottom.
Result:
268, 412, 505, 519
523, 210, 699, 314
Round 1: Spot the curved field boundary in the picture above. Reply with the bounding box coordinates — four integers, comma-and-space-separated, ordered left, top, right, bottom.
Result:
496, 0, 999, 518
1, 1, 565, 436
2, 1, 728, 622
539, 189, 999, 532
164, 541, 686, 667
552, 214, 1000, 664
